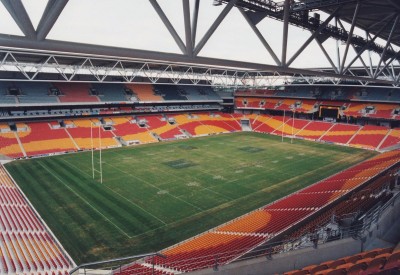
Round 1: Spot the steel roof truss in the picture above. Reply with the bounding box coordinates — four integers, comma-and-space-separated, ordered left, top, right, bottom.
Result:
149, 0, 186, 55
374, 15, 400, 78
342, 14, 395, 75
239, 7, 281, 66
193, 0, 238, 56
315, 35, 339, 74
286, 6, 341, 67
8, 52, 30, 80
339, 2, 361, 74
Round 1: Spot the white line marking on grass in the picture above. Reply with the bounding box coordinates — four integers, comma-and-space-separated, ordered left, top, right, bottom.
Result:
105, 162, 203, 211
59, 158, 168, 226
201, 186, 234, 201
37, 161, 133, 239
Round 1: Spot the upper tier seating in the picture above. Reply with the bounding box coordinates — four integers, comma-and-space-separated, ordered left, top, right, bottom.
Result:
180, 86, 220, 101
54, 83, 99, 103
235, 89, 279, 97
214, 89, 234, 98
319, 87, 349, 100
275, 99, 298, 111
125, 84, 164, 101
91, 83, 128, 102
276, 86, 315, 98
295, 100, 318, 113
349, 87, 392, 101
368, 103, 398, 119
155, 85, 187, 101
0, 165, 73, 274
235, 98, 246, 108
16, 82, 58, 104
0, 82, 17, 105
389, 89, 400, 102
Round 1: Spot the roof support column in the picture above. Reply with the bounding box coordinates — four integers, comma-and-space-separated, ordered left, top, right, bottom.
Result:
281, 0, 290, 67
191, 0, 200, 47
0, 0, 36, 39
182, 0, 193, 56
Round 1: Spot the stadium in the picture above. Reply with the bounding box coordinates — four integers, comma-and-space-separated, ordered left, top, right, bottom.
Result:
0, 0, 399, 274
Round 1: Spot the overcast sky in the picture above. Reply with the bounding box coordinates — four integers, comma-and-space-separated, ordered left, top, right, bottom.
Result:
0, 0, 394, 69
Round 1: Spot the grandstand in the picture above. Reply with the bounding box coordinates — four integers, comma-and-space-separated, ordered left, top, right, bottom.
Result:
0, 0, 400, 274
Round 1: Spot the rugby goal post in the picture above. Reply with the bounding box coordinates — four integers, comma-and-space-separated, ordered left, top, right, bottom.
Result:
91, 122, 103, 184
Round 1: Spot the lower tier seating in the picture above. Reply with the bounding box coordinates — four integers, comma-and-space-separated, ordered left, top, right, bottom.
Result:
0, 165, 73, 274
0, 114, 399, 159
284, 247, 399, 275
118, 151, 400, 274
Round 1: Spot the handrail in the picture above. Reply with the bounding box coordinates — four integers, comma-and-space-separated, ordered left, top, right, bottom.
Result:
69, 252, 166, 274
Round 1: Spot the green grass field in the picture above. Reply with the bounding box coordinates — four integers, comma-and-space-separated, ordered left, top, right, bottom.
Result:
5, 132, 376, 264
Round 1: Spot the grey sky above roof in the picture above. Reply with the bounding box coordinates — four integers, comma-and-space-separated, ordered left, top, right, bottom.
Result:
0, 0, 396, 69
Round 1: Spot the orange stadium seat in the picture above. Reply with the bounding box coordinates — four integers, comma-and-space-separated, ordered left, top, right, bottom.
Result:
17, 122, 77, 156
111, 116, 156, 144
65, 119, 119, 149
379, 128, 400, 150
0, 132, 24, 158
348, 125, 390, 150
54, 82, 99, 103
320, 123, 360, 144
126, 84, 164, 101
295, 121, 332, 140
0, 165, 72, 274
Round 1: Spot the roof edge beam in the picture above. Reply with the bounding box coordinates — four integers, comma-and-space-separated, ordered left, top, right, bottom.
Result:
0, 34, 395, 85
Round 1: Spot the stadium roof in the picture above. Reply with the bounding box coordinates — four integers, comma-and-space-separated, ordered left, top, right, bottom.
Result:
0, 0, 399, 86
